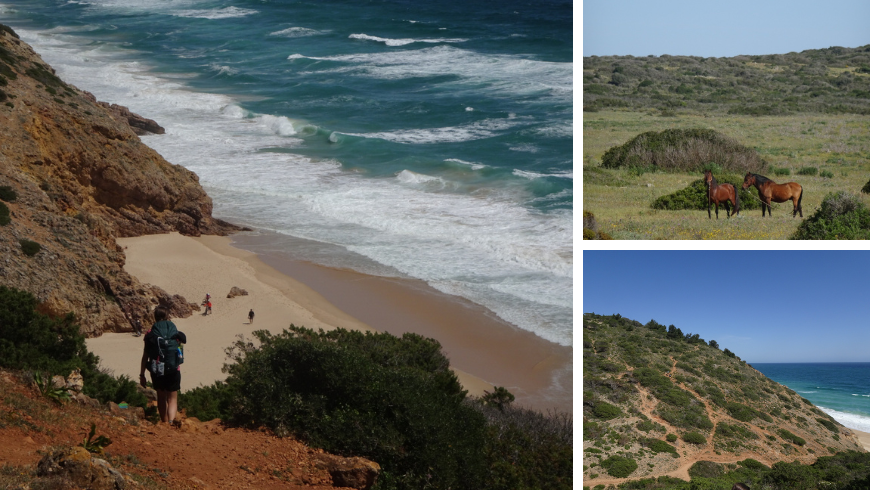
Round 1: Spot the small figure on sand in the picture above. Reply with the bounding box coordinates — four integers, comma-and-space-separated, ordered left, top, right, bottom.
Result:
133, 318, 143, 337
248, 309, 255, 324
205, 300, 212, 315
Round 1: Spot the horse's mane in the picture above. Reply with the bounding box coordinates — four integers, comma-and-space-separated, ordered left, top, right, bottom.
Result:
753, 173, 772, 185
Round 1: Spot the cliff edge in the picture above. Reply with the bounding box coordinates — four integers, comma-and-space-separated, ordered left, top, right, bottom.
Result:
0, 24, 241, 336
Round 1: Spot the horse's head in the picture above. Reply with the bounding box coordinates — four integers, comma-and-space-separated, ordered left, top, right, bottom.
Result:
742, 172, 755, 189
703, 170, 713, 186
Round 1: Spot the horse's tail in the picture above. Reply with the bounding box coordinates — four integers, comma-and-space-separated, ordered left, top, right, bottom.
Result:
797, 185, 803, 209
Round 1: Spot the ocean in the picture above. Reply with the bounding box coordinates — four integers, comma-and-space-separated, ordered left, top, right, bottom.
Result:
753, 363, 870, 433
0, 0, 573, 347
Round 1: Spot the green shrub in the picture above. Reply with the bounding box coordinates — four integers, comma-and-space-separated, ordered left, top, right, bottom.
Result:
0, 202, 9, 226
20, 239, 41, 256
0, 185, 16, 201
651, 176, 758, 211
601, 129, 766, 173
792, 191, 870, 240
0, 286, 146, 407
820, 169, 834, 178
773, 167, 791, 176
779, 428, 806, 446
600, 455, 637, 478
817, 417, 839, 433
763, 461, 819, 488
201, 325, 572, 489
797, 166, 819, 175
738, 458, 768, 470
688, 460, 723, 478
682, 431, 707, 444
647, 438, 677, 454
593, 401, 622, 420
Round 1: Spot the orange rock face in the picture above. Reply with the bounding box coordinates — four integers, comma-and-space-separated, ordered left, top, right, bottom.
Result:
0, 25, 241, 336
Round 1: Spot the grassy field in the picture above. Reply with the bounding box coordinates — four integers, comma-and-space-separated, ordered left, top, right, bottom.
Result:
583, 111, 870, 239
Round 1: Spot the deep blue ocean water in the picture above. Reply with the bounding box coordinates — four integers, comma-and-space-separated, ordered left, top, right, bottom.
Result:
753, 363, 870, 433
0, 0, 573, 346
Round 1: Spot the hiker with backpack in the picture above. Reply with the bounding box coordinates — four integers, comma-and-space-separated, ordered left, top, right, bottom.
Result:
139, 305, 186, 426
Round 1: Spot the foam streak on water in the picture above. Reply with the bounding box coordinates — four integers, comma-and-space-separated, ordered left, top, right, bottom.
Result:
9, 21, 573, 346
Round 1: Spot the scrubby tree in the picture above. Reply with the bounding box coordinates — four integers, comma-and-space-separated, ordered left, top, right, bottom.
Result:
709, 340, 719, 349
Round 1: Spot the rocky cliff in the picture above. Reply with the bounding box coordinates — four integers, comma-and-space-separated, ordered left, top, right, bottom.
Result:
0, 24, 241, 336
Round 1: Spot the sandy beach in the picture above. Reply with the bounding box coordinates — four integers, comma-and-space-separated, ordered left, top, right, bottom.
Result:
852, 428, 870, 452
87, 232, 572, 413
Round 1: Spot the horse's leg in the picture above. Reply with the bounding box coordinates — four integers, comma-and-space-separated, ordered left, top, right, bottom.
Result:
724, 200, 731, 218
715, 202, 719, 219
708, 198, 712, 219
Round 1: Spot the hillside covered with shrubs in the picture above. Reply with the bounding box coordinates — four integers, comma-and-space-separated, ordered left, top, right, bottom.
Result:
583, 313, 866, 488
583, 45, 870, 115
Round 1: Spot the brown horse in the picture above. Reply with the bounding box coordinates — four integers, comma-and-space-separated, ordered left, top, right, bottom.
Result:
742, 173, 803, 217
704, 170, 739, 219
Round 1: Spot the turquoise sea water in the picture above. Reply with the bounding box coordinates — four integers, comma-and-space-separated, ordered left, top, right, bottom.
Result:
0, 0, 573, 346
753, 363, 870, 433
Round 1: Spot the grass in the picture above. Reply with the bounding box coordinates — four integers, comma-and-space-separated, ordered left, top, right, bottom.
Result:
583, 111, 870, 239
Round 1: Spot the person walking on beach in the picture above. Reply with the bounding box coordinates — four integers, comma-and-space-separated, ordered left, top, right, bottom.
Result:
248, 309, 255, 324
139, 305, 186, 426
206, 300, 212, 315
133, 318, 142, 337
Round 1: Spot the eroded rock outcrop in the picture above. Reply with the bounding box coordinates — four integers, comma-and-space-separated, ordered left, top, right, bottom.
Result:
0, 25, 241, 335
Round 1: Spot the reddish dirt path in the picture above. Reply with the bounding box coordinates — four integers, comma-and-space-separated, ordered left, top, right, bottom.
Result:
0, 371, 358, 489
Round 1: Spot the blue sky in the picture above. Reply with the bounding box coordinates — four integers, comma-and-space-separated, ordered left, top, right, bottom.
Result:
583, 251, 870, 363
583, 0, 870, 58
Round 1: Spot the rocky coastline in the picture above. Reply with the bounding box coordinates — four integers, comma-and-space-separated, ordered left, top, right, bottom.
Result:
0, 24, 241, 336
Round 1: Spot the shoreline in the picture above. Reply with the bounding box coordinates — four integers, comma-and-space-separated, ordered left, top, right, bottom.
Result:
87, 232, 572, 414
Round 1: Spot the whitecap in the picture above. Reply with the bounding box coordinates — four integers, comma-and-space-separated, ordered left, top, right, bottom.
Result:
345, 117, 525, 144
258, 114, 297, 136
445, 158, 488, 170
269, 27, 323, 38
349, 33, 467, 47
174, 6, 258, 19
509, 144, 539, 153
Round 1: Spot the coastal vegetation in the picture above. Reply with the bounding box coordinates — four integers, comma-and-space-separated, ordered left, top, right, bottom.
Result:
583, 312, 867, 487
0, 286, 147, 408
583, 45, 870, 239
792, 191, 870, 239
180, 326, 572, 490
584, 45, 870, 115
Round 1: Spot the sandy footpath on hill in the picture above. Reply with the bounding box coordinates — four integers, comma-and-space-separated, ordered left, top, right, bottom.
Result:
86, 232, 496, 398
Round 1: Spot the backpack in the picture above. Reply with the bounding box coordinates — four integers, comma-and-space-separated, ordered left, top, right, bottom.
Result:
144, 320, 183, 375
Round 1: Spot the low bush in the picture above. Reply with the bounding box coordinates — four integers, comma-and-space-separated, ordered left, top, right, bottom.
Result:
600, 455, 637, 478
792, 191, 870, 239
20, 239, 41, 256
779, 428, 806, 446
682, 432, 707, 444
817, 417, 839, 433
820, 169, 834, 178
601, 129, 766, 173
688, 460, 724, 478
648, 438, 677, 453
797, 166, 819, 176
593, 401, 622, 420
773, 167, 791, 176
0, 185, 16, 201
651, 176, 758, 211
0, 286, 147, 407
187, 325, 571, 490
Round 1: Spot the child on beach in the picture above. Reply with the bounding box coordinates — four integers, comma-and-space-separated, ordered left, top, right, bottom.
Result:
206, 301, 212, 315
248, 309, 255, 324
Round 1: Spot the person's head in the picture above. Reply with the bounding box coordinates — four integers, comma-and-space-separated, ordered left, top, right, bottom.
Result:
154, 305, 170, 322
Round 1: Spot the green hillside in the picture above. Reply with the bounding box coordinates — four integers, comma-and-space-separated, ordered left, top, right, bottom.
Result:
582, 313, 867, 488
583, 45, 870, 115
